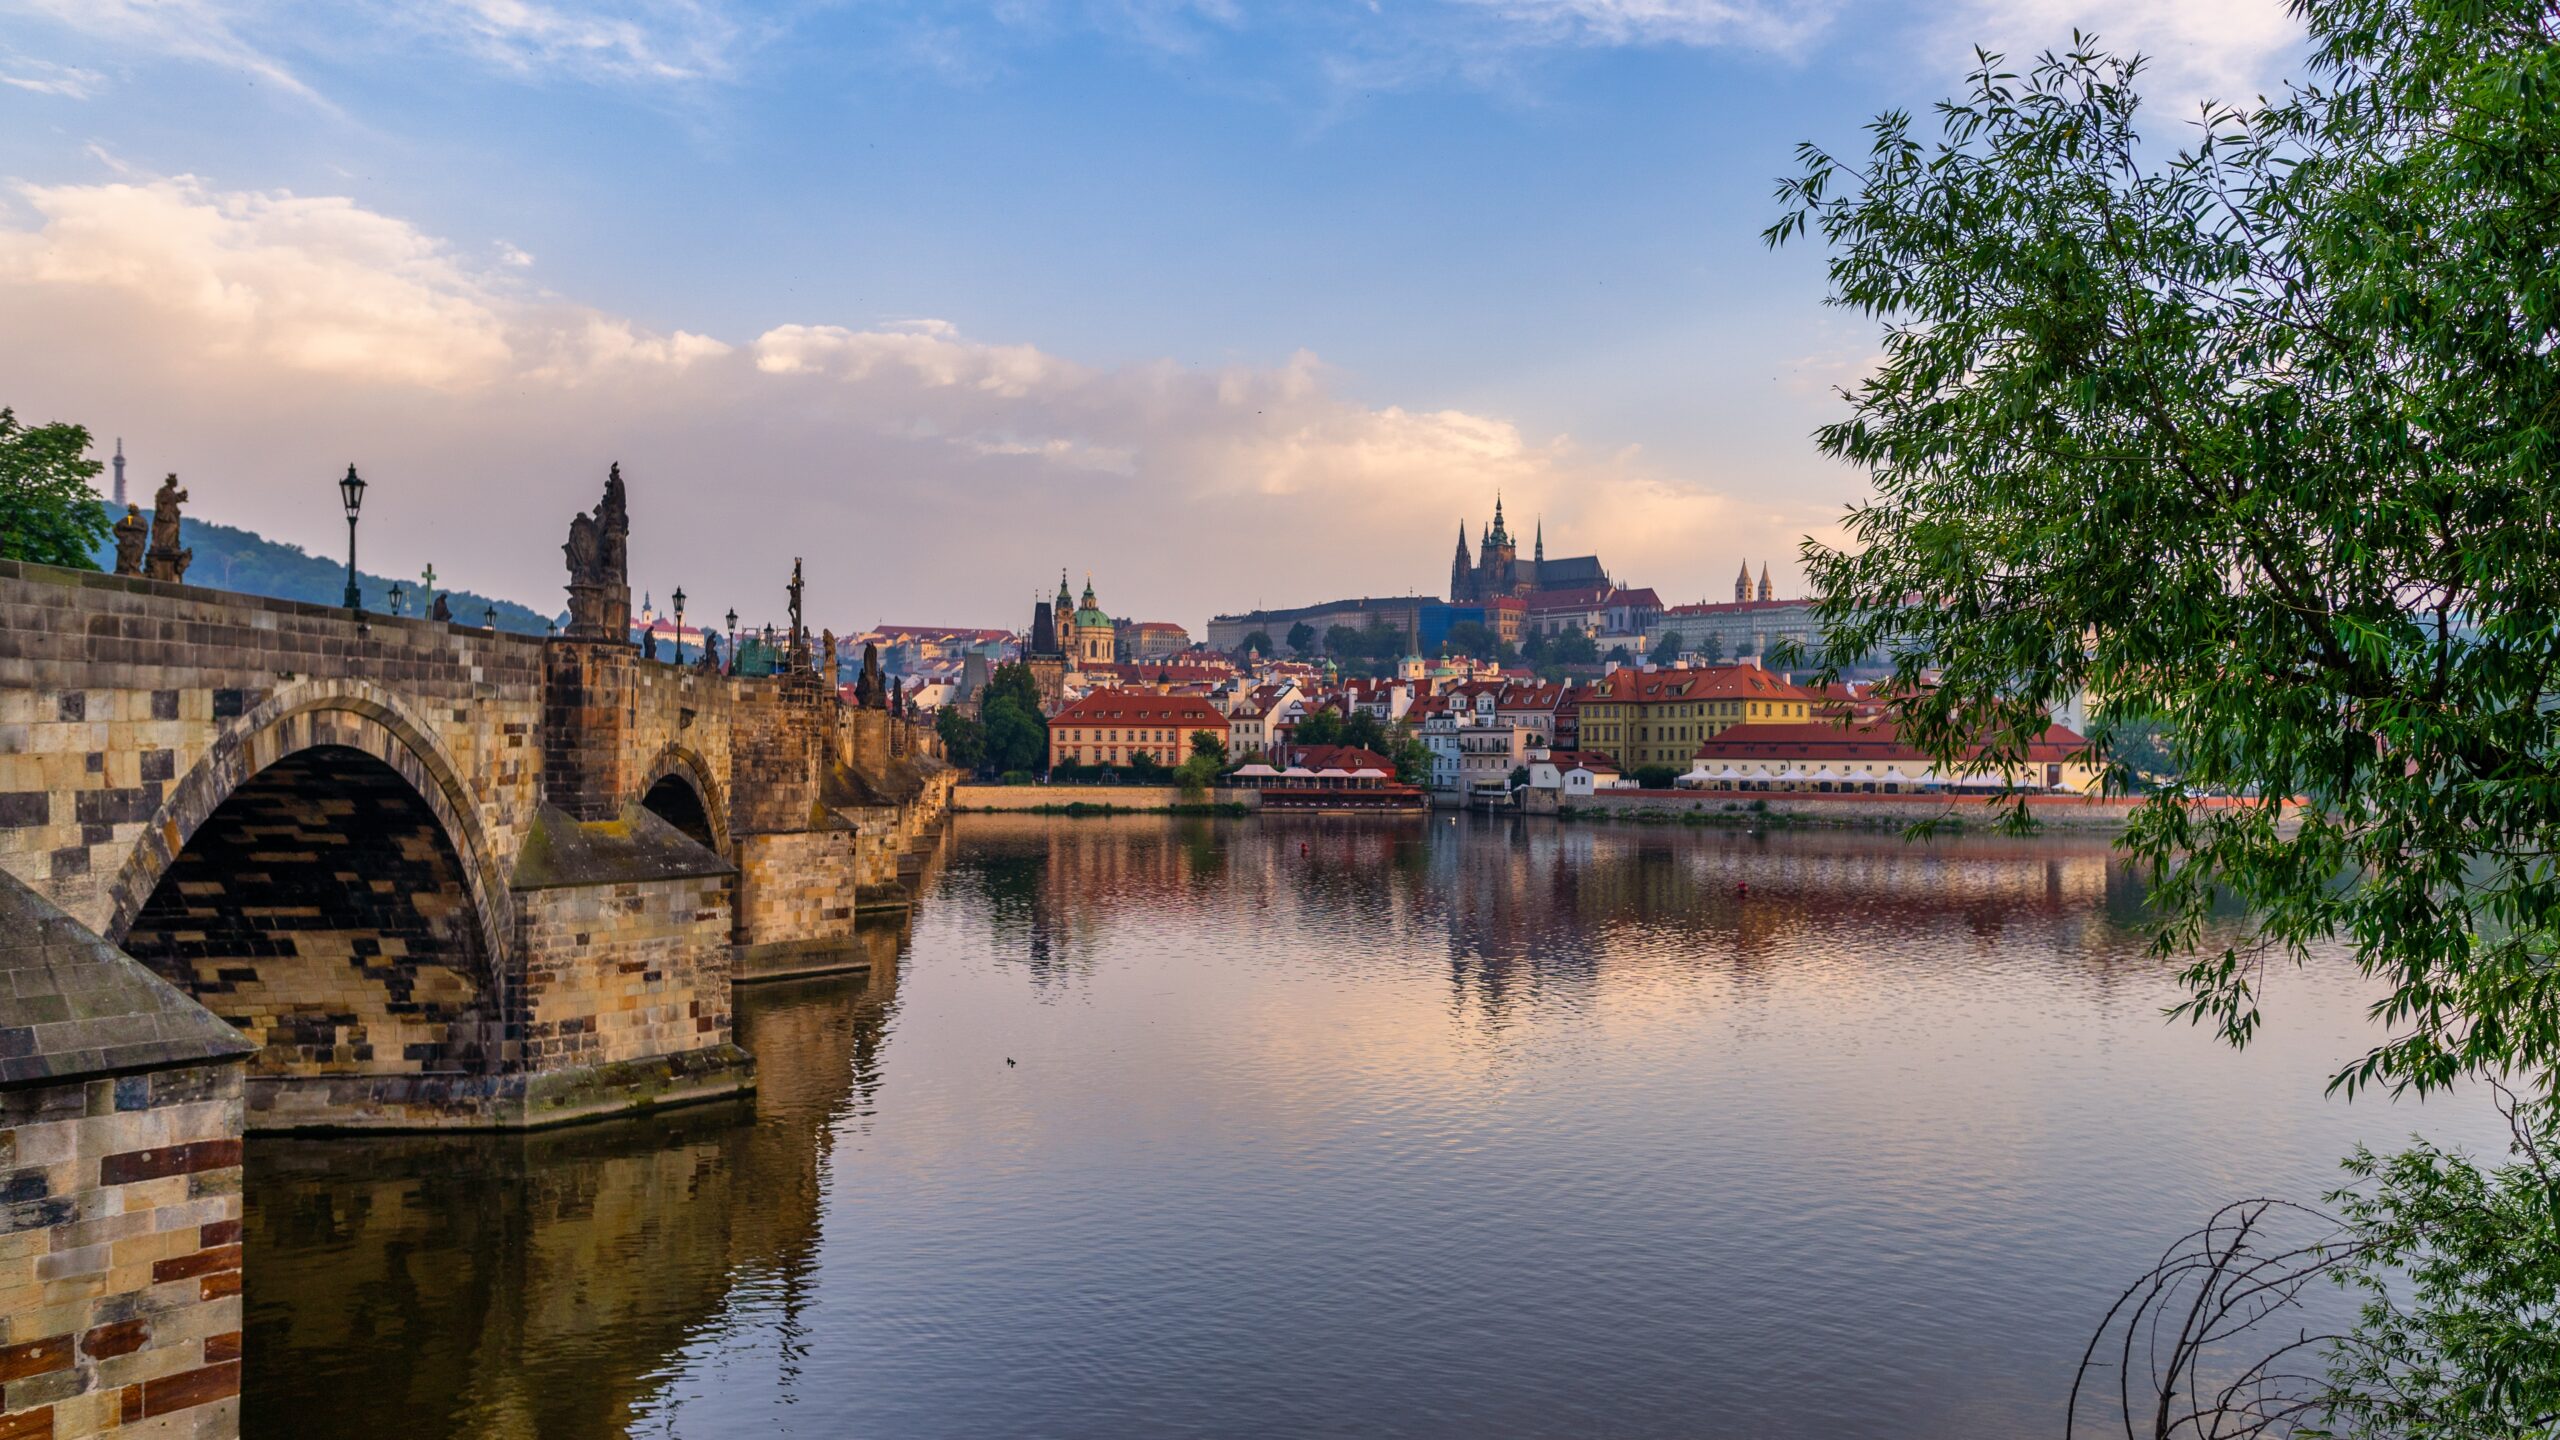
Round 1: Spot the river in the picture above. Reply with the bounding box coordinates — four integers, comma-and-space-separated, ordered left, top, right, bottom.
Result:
243, 813, 2507, 1438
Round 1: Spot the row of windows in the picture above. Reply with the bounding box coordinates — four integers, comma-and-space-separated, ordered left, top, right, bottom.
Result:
1062, 726, 1203, 744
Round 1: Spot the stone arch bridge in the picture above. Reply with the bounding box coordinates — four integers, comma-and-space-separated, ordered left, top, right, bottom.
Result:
0, 556, 952, 1130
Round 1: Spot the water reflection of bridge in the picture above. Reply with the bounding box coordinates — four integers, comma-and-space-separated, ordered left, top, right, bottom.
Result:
242, 946, 905, 1439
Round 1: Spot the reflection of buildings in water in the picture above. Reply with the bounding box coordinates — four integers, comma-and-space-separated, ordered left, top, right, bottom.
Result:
243, 964, 900, 1440
940, 814, 2193, 1025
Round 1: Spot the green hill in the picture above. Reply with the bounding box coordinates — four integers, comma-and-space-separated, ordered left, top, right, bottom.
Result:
88, 502, 557, 635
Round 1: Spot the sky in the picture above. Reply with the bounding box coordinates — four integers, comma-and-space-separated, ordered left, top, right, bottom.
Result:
0, 0, 2304, 636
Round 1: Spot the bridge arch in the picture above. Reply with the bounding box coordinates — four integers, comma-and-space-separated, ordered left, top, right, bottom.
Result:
638, 744, 729, 856
105, 678, 509, 955
103, 680, 514, 1081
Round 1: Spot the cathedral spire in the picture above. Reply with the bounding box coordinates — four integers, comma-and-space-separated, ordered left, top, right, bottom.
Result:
1757, 562, 1773, 602
1735, 559, 1752, 604
1534, 517, 1544, 565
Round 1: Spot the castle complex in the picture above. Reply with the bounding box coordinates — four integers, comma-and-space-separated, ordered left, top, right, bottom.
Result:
1447, 496, 1610, 604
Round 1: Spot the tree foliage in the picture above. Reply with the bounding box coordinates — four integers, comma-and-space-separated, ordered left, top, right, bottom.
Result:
1773, 0, 2560, 1428
1775, 0, 2560, 1107
980, 662, 1049, 775
0, 409, 107, 569
935, 705, 988, 773
1286, 621, 1316, 656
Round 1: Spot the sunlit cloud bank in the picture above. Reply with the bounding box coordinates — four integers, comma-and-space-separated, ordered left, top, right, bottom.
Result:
0, 173, 1825, 628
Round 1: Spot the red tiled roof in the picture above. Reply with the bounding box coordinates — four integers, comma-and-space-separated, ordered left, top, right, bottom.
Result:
1543, 750, 1619, 772
1291, 745, 1396, 772
1693, 719, 2088, 763
1588, 664, 1812, 703
868, 624, 1017, 641
1052, 693, 1230, 727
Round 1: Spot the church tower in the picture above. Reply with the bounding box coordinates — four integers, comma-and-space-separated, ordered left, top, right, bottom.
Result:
1450, 523, 1474, 603
1757, 563, 1773, 602
1735, 560, 1751, 604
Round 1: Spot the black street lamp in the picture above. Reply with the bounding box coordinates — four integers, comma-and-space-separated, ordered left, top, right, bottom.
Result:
672, 586, 687, 665
389, 581, 405, 617
338, 464, 367, 611
725, 608, 738, 672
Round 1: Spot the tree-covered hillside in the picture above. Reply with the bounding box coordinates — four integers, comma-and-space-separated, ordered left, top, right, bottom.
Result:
87, 502, 556, 635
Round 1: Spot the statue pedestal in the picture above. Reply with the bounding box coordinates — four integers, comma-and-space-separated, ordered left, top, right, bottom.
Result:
564, 581, 630, 641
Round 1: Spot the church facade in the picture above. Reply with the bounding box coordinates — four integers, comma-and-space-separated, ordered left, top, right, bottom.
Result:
1448, 497, 1610, 603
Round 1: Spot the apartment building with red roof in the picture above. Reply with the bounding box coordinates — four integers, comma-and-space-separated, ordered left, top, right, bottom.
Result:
1048, 692, 1233, 770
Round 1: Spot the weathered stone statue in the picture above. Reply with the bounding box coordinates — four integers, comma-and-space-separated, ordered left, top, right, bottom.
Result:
431, 593, 452, 623
643, 626, 658, 661
855, 643, 886, 708
700, 632, 722, 671
785, 559, 809, 669
144, 474, 191, 583
561, 463, 632, 639
111, 505, 147, 576
820, 629, 835, 684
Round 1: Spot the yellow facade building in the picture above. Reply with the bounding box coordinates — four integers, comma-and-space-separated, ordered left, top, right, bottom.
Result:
1576, 663, 1815, 775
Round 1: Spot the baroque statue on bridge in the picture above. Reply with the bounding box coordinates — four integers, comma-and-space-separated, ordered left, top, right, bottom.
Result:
855, 642, 886, 708
561, 463, 633, 639
110, 505, 147, 577
144, 474, 192, 583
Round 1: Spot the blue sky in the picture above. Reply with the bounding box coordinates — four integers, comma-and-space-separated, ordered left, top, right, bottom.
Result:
0, 0, 2299, 632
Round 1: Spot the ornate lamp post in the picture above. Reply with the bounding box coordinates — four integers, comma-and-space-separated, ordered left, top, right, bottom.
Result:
671, 586, 687, 665
725, 608, 738, 672
388, 581, 405, 617
337, 464, 367, 612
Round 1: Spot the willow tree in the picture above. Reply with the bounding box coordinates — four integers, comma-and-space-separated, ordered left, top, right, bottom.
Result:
1773, 2, 2560, 1432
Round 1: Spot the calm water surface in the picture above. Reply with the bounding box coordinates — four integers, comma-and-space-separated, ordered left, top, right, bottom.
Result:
244, 815, 2509, 1439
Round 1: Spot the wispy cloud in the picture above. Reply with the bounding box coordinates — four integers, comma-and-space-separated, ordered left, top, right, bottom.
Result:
0, 54, 106, 97
2, 0, 324, 102
0, 170, 1780, 623
0, 0, 760, 108
1461, 0, 1836, 53
1938, 0, 2303, 112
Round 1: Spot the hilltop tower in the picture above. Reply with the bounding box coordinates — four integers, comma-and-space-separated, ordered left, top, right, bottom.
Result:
1735, 560, 1751, 604
112, 438, 126, 508
1450, 523, 1473, 603
1757, 563, 1773, 603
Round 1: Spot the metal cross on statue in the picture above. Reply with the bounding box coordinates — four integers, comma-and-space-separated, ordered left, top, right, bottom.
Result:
419, 561, 438, 614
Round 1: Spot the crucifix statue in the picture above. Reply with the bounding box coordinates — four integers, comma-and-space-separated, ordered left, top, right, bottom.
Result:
786, 557, 806, 666
419, 561, 437, 617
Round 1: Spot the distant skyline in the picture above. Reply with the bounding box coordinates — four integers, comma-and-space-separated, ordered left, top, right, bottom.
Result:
0, 0, 2302, 634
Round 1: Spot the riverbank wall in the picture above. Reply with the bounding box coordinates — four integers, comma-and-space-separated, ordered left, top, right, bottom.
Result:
1538, 788, 2282, 830
952, 784, 1261, 815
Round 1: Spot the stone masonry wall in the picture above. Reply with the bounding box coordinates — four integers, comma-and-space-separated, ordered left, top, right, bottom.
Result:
0, 1062, 246, 1440
514, 873, 734, 1073
0, 562, 547, 943
733, 829, 888, 955
726, 673, 831, 837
